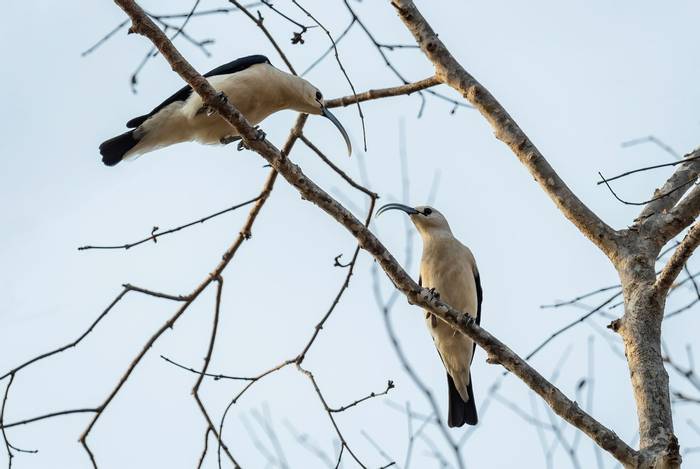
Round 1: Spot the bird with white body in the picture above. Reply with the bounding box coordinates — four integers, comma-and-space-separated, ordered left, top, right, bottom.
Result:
99, 55, 351, 166
378, 203, 482, 427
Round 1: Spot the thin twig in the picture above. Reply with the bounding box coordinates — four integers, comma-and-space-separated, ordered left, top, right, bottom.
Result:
291, 0, 367, 150
161, 355, 254, 381
596, 155, 700, 185
78, 196, 260, 251
329, 381, 394, 413
228, 0, 297, 74
598, 171, 697, 207
621, 135, 681, 160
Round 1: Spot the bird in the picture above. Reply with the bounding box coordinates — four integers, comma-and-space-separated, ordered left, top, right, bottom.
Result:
377, 203, 482, 427
99, 54, 352, 166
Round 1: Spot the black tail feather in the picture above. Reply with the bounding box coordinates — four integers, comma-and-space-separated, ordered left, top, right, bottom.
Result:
447, 373, 478, 427
99, 130, 140, 166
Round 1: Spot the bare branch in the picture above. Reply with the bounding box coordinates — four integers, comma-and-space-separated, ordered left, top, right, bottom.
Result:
1, 409, 99, 430
325, 76, 440, 109
637, 149, 700, 239
228, 0, 297, 74
621, 136, 681, 160
77, 196, 260, 251
389, 0, 620, 258
297, 365, 368, 468
1, 375, 14, 467
109, 3, 639, 465
299, 135, 378, 199
596, 155, 700, 186
656, 222, 700, 294
291, 0, 367, 150
658, 182, 700, 242
342, 0, 469, 115
161, 355, 254, 381
598, 171, 698, 207
329, 381, 395, 413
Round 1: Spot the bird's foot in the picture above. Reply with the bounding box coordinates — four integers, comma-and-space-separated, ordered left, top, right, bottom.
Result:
196, 105, 215, 117
197, 93, 228, 117
254, 126, 266, 141
220, 135, 241, 145
236, 126, 266, 151
427, 287, 441, 301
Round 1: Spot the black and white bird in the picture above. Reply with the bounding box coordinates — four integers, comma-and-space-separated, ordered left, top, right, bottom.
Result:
378, 203, 482, 427
99, 55, 351, 166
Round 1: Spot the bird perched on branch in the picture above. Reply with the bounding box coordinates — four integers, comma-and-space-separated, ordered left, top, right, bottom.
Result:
377, 203, 482, 427
99, 54, 351, 166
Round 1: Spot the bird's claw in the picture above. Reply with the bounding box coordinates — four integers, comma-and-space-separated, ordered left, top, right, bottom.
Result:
196, 105, 215, 117
237, 126, 266, 151
254, 126, 266, 141
427, 287, 441, 300
220, 136, 241, 145
216, 91, 228, 104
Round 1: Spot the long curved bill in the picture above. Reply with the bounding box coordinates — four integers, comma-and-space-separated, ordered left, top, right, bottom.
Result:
321, 107, 352, 157
376, 203, 419, 217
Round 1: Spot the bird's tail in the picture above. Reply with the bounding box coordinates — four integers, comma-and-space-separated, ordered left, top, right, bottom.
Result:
447, 373, 478, 427
99, 130, 140, 166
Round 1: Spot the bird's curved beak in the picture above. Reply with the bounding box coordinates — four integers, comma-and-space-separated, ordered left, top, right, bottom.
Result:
376, 203, 419, 217
321, 106, 352, 157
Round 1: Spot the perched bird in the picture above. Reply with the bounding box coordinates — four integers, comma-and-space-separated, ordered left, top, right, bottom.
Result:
377, 203, 482, 427
99, 54, 351, 166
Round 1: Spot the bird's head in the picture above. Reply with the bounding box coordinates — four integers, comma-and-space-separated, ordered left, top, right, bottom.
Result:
377, 203, 452, 237
293, 79, 352, 156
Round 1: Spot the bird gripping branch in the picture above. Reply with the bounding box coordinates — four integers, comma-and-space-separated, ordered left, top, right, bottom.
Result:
378, 203, 483, 427
99, 54, 351, 166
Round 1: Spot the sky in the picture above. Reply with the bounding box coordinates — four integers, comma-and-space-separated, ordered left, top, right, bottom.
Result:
1, 1, 700, 468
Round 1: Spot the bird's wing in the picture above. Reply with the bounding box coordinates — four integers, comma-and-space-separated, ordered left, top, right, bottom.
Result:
471, 272, 482, 364
125, 55, 271, 128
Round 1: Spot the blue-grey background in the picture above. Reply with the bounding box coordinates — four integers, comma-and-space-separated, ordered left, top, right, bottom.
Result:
1, 1, 699, 467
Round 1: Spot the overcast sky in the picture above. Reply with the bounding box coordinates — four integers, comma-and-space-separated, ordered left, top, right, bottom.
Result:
2, 1, 700, 468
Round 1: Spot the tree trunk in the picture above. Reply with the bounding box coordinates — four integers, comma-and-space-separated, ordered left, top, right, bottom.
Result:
615, 247, 680, 468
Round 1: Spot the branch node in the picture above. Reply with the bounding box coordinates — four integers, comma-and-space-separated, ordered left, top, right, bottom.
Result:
607, 318, 623, 333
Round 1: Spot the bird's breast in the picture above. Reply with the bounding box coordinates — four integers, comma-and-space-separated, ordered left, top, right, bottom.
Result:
420, 240, 478, 317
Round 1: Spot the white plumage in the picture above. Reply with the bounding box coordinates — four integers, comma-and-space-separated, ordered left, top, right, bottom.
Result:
130, 64, 311, 157
378, 203, 482, 427
99, 55, 351, 166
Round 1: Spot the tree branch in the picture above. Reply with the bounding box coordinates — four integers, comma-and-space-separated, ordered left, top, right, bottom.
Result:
325, 76, 439, 108
637, 149, 700, 229
656, 221, 700, 294
111, 2, 638, 465
388, 0, 620, 258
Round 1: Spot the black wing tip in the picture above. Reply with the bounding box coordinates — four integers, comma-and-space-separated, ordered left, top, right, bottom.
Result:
126, 115, 148, 129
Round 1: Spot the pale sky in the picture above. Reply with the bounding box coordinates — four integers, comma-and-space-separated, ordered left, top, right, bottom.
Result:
2, 1, 700, 468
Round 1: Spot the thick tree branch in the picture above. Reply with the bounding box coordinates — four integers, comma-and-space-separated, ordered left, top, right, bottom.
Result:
656, 222, 700, 294
111, 3, 638, 465
388, 0, 620, 259
637, 149, 700, 238
652, 181, 700, 245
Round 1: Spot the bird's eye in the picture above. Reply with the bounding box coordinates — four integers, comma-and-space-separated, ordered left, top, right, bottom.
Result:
315, 91, 323, 100
423, 208, 433, 215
